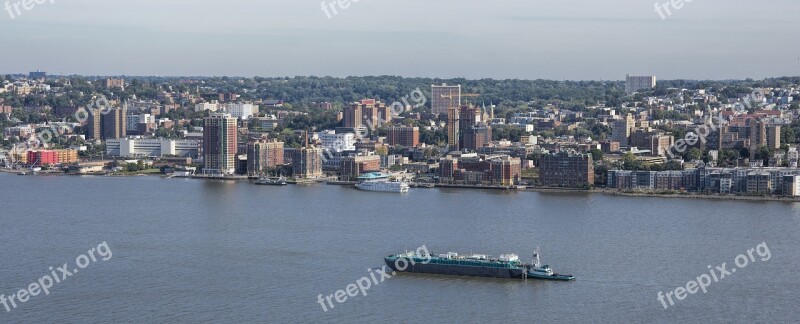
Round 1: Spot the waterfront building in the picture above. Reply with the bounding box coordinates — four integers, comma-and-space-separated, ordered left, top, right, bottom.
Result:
246, 139, 285, 177
539, 152, 594, 188
26, 150, 57, 166
106, 138, 200, 158
438, 154, 521, 186
290, 147, 324, 179
782, 175, 800, 196
340, 153, 381, 181
203, 113, 238, 175
746, 172, 773, 195
55, 149, 79, 164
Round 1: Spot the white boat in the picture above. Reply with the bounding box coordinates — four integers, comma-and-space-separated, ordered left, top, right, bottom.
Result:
356, 180, 410, 193
355, 172, 409, 193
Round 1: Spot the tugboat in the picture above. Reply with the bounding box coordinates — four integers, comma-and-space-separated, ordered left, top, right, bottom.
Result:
525, 248, 575, 281
255, 175, 288, 186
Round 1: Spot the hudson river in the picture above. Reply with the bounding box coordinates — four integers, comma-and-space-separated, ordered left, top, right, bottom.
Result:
1, 173, 798, 322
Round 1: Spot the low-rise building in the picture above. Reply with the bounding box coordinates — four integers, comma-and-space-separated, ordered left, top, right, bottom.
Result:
106, 138, 200, 158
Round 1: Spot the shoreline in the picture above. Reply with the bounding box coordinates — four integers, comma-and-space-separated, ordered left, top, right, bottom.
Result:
595, 190, 800, 202
4, 170, 798, 202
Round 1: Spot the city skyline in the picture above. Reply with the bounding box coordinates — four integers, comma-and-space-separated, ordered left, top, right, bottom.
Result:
0, 0, 798, 80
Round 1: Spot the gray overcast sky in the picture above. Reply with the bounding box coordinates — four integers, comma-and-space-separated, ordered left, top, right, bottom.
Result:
1, 0, 798, 80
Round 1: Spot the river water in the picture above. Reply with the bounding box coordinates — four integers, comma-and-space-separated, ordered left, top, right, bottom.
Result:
0, 173, 798, 322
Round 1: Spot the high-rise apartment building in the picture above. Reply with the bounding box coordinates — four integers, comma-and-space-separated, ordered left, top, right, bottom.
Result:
86, 108, 102, 140
291, 147, 324, 178
203, 113, 238, 175
462, 125, 492, 151
539, 152, 595, 188
86, 105, 127, 140
625, 75, 657, 93
246, 139, 285, 177
431, 84, 461, 115
612, 114, 636, 147
766, 125, 781, 150
386, 126, 419, 148
459, 106, 479, 132
101, 107, 127, 140
447, 107, 460, 151
344, 99, 390, 129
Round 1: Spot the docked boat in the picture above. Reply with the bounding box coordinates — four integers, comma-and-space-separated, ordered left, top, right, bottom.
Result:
355, 172, 409, 193
385, 248, 574, 281
255, 176, 288, 186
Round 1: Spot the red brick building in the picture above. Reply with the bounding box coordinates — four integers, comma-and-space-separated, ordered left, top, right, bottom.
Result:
386, 127, 419, 148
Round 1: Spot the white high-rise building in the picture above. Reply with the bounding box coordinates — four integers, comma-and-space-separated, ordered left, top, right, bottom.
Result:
227, 103, 256, 120
626, 75, 657, 93
316, 130, 356, 153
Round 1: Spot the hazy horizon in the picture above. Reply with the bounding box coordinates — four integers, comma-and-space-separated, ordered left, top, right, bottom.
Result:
2, 0, 799, 80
